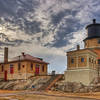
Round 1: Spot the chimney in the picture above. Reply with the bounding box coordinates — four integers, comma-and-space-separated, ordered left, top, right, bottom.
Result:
93, 19, 96, 24
22, 52, 25, 56
4, 47, 8, 63
22, 52, 25, 59
77, 45, 80, 50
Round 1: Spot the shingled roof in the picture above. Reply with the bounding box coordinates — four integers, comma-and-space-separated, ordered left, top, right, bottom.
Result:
0, 53, 49, 64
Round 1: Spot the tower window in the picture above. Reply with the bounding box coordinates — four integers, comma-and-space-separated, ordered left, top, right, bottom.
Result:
98, 40, 100, 44
71, 59, 74, 64
98, 59, 100, 64
81, 58, 84, 62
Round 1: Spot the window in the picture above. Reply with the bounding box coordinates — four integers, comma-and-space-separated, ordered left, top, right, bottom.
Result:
1, 65, 4, 72
98, 39, 100, 44
35, 64, 40, 75
95, 60, 96, 64
92, 59, 94, 63
10, 64, 14, 74
89, 58, 91, 62
31, 63, 33, 70
22, 65, 25, 68
85, 42, 87, 47
18, 63, 21, 71
98, 59, 100, 64
81, 58, 84, 62
42, 65, 45, 72
71, 59, 74, 64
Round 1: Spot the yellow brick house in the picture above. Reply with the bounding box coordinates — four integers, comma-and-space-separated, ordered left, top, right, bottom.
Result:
0, 48, 49, 81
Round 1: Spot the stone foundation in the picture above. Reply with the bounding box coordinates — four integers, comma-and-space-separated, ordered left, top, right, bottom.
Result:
64, 68, 97, 85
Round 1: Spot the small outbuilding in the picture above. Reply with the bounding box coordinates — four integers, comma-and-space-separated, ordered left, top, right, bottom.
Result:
0, 47, 49, 81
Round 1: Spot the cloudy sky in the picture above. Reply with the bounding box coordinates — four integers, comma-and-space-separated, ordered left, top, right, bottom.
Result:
0, 0, 100, 73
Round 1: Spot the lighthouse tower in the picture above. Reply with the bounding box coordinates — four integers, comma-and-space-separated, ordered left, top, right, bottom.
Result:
84, 19, 100, 64
64, 19, 100, 85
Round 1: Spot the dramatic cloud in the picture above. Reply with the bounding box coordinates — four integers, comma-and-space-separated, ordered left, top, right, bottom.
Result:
0, 0, 100, 73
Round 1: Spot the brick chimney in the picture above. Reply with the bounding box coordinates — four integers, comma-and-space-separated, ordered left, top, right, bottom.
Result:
4, 47, 8, 63
77, 45, 80, 50
22, 52, 25, 56
22, 52, 25, 59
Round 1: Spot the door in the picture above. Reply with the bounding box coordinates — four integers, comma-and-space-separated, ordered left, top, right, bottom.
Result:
10, 67, 14, 74
35, 66, 39, 75
4, 71, 7, 81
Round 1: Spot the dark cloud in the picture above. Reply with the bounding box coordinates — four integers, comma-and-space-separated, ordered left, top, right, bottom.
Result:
0, 0, 100, 49
50, 17, 81, 48
0, 0, 39, 17
0, 0, 18, 16
51, 10, 67, 25
23, 20, 42, 35
51, 9, 78, 25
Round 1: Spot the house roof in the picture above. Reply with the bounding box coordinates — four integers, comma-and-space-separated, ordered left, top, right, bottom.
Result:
0, 53, 49, 64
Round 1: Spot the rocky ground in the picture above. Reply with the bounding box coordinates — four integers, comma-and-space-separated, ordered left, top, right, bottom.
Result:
1, 76, 100, 93
51, 77, 100, 93
0, 76, 51, 90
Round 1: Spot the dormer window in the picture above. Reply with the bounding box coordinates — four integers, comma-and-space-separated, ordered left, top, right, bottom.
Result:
98, 59, 100, 64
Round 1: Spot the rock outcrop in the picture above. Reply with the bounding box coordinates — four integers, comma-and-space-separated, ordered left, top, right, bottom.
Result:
0, 76, 51, 90
51, 77, 100, 93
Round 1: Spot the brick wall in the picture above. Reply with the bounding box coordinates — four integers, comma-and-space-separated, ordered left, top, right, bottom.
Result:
84, 38, 100, 48
0, 61, 48, 80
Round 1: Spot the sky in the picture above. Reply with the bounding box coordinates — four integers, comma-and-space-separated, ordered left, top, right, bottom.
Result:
0, 0, 100, 73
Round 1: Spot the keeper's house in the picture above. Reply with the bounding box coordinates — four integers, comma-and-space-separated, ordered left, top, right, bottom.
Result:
0, 47, 49, 81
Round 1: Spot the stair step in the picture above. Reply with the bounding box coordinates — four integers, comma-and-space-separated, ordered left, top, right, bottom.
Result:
37, 74, 63, 91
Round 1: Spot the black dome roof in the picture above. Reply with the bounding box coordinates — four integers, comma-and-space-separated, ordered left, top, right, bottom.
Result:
85, 19, 100, 40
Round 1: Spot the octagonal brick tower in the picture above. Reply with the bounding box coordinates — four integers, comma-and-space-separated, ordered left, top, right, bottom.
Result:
84, 19, 100, 64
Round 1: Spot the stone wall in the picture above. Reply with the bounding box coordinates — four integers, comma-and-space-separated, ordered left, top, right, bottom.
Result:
64, 68, 97, 85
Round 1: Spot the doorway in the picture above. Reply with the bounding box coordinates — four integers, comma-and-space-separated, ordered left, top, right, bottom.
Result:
4, 70, 7, 81
35, 65, 39, 75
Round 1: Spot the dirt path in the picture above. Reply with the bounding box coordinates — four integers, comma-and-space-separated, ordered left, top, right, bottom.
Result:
0, 91, 99, 100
